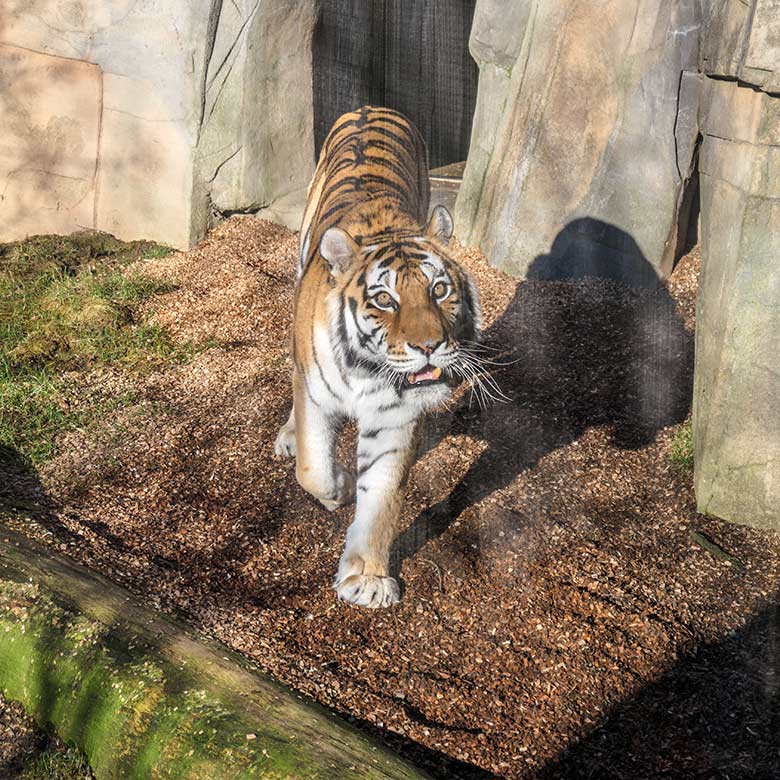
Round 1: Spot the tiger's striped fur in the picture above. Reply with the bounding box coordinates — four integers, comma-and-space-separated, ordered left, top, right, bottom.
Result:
275, 106, 481, 608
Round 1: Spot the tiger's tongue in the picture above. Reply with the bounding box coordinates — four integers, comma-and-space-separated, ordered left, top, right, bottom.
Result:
407, 366, 442, 385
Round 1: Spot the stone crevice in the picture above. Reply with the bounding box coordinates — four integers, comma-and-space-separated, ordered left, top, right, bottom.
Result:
701, 129, 780, 149
200, 0, 226, 134
205, 0, 261, 94
206, 145, 243, 184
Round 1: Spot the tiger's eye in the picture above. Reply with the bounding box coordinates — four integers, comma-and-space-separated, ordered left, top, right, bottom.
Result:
374, 291, 393, 308
432, 281, 448, 300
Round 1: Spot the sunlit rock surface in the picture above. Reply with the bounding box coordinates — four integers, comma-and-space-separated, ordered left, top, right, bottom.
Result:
455, 0, 701, 285
694, 2, 780, 530
0, 0, 317, 248
701, 0, 780, 92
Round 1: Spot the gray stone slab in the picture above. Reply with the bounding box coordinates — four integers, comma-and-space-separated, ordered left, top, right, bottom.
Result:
701, 0, 780, 93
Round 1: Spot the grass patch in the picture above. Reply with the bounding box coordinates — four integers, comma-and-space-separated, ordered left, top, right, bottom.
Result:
21, 745, 93, 780
0, 231, 199, 466
1, 233, 181, 370
0, 371, 139, 466
670, 419, 694, 472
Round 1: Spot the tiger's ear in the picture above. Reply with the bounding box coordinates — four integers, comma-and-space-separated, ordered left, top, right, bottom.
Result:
425, 205, 454, 243
319, 228, 360, 276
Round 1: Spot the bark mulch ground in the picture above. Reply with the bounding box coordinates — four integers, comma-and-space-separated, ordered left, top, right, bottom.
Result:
4, 217, 780, 779
0, 693, 42, 778
0, 692, 92, 779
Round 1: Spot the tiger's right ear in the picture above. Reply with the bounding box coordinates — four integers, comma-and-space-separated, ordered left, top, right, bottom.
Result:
319, 228, 360, 277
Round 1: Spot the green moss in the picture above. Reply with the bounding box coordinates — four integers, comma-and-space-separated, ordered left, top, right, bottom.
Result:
0, 550, 428, 780
0, 585, 297, 779
670, 419, 694, 472
0, 232, 203, 466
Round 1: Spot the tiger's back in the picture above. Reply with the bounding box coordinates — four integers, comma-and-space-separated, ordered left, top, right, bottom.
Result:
298, 106, 430, 278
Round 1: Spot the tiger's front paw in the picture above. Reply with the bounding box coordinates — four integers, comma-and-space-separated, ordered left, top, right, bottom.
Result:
335, 574, 400, 608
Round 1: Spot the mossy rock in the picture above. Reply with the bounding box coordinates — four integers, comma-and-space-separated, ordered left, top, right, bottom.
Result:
0, 525, 430, 780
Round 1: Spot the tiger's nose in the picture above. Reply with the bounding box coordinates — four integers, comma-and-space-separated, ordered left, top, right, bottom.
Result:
409, 339, 444, 356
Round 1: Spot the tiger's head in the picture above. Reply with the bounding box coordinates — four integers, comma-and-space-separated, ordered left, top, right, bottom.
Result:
320, 205, 482, 406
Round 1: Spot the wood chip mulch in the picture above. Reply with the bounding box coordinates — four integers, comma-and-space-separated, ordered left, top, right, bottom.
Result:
0, 693, 42, 777
0, 691, 90, 778
5, 218, 780, 779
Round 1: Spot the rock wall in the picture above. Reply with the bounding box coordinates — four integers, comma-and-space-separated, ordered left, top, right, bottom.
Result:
700, 0, 780, 91
0, 0, 317, 248
693, 3, 780, 530
456, 0, 780, 529
0, 45, 102, 240
455, 0, 701, 286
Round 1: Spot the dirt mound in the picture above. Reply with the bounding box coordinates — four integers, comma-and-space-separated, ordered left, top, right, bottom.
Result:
10, 218, 780, 779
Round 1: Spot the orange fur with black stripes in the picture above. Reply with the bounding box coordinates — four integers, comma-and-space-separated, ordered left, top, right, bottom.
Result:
275, 106, 481, 608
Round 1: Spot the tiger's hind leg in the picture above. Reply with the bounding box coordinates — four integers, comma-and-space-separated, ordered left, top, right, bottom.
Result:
292, 377, 355, 512
274, 405, 297, 457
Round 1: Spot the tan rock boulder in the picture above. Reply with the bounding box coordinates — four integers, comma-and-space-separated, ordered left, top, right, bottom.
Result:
0, 0, 317, 248
455, 0, 701, 286
0, 45, 101, 239
693, 77, 780, 529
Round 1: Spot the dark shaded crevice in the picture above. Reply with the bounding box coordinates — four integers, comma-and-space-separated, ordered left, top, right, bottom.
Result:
702, 72, 780, 99
199, 0, 225, 136
673, 132, 702, 268
208, 197, 268, 219
206, 145, 243, 184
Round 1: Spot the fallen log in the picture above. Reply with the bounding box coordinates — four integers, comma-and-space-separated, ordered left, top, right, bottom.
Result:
0, 524, 430, 780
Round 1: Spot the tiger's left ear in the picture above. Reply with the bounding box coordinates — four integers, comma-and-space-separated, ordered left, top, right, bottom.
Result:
319, 227, 360, 277
426, 205, 454, 243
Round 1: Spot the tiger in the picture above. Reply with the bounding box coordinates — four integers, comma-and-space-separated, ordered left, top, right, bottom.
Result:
274, 106, 482, 608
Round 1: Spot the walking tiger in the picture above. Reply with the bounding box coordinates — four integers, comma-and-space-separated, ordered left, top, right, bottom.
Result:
275, 106, 482, 608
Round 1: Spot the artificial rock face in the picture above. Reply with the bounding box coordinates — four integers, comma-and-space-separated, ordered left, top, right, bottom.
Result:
0, 45, 102, 240
0, 0, 318, 248
455, 0, 701, 287
693, 3, 780, 530
456, 0, 780, 529
700, 0, 780, 92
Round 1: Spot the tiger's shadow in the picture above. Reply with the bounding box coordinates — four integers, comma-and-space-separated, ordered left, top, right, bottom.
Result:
391, 219, 694, 576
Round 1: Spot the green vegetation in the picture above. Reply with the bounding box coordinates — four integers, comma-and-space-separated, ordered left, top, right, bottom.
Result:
670, 418, 694, 472
0, 232, 189, 466
0, 232, 179, 369
21, 745, 93, 780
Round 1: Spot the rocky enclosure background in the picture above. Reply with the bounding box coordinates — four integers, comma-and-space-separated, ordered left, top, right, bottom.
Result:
1, 0, 778, 526
456, 0, 780, 528
0, 0, 319, 247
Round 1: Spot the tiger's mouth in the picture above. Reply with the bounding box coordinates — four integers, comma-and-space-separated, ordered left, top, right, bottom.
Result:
404, 365, 444, 387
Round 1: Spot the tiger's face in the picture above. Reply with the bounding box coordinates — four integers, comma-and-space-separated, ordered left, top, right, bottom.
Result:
320, 206, 482, 403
